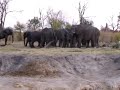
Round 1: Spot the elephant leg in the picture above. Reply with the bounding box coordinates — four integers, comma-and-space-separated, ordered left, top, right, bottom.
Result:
65, 39, 69, 48
58, 40, 60, 47
59, 40, 62, 47
55, 38, 58, 47
95, 37, 99, 48
73, 38, 76, 47
55, 39, 58, 47
46, 40, 50, 46
91, 40, 95, 47
54, 40, 57, 47
42, 42, 45, 47
41, 39, 45, 47
63, 39, 66, 48
30, 41, 35, 48
24, 38, 26, 46
52, 41, 56, 47
70, 40, 73, 48
74, 36, 77, 48
53, 40, 56, 47
96, 40, 99, 48
62, 40, 65, 47
66, 40, 69, 48
86, 40, 90, 48
82, 39, 86, 47
38, 41, 41, 47
25, 39, 28, 47
26, 37, 31, 47
70, 37, 75, 48
77, 37, 81, 48
5, 36, 8, 45
64, 38, 69, 48
77, 41, 81, 48
91, 35, 96, 47
29, 42, 31, 47
31, 42, 35, 48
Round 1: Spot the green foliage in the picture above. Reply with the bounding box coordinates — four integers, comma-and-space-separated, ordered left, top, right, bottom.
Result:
49, 18, 65, 30
47, 10, 65, 30
65, 22, 71, 29
27, 17, 40, 31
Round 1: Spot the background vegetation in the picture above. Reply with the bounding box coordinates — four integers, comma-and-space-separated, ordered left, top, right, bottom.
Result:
1, 0, 120, 45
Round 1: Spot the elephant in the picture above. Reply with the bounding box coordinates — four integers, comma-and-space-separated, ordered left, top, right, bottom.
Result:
41, 28, 55, 47
71, 24, 100, 48
23, 31, 42, 48
66, 28, 77, 48
0, 27, 14, 45
83, 25, 100, 48
23, 31, 31, 47
54, 29, 69, 47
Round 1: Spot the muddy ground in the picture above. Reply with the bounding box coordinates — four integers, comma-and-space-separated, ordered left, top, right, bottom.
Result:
0, 42, 120, 90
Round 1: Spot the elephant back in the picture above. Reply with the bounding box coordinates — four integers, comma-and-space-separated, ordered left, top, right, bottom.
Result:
3, 27, 13, 35
41, 28, 55, 42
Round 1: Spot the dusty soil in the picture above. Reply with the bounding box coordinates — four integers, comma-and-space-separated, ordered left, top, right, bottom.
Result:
0, 42, 120, 90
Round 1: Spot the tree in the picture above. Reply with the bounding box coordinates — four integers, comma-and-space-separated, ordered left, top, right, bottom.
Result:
78, 1, 87, 24
14, 22, 25, 41
0, 0, 12, 29
78, 1, 93, 25
39, 9, 47, 29
47, 9, 65, 30
108, 14, 120, 31
101, 23, 112, 32
27, 17, 40, 31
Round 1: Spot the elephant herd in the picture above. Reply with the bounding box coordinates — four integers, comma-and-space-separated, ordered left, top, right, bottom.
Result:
24, 24, 100, 48
0, 24, 100, 48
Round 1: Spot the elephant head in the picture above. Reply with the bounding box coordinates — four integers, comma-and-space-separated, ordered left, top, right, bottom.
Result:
23, 31, 31, 46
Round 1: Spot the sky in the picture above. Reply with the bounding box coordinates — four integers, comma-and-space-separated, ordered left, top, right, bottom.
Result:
4, 0, 120, 29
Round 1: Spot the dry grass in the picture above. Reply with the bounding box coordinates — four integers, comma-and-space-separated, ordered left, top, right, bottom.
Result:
0, 41, 119, 56
99, 31, 120, 43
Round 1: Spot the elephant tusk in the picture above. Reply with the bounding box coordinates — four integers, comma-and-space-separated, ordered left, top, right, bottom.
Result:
44, 41, 54, 48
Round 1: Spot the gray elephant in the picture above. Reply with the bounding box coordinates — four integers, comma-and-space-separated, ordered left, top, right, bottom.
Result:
23, 31, 42, 48
66, 28, 77, 48
54, 29, 70, 47
72, 24, 100, 48
0, 27, 14, 45
41, 28, 55, 47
